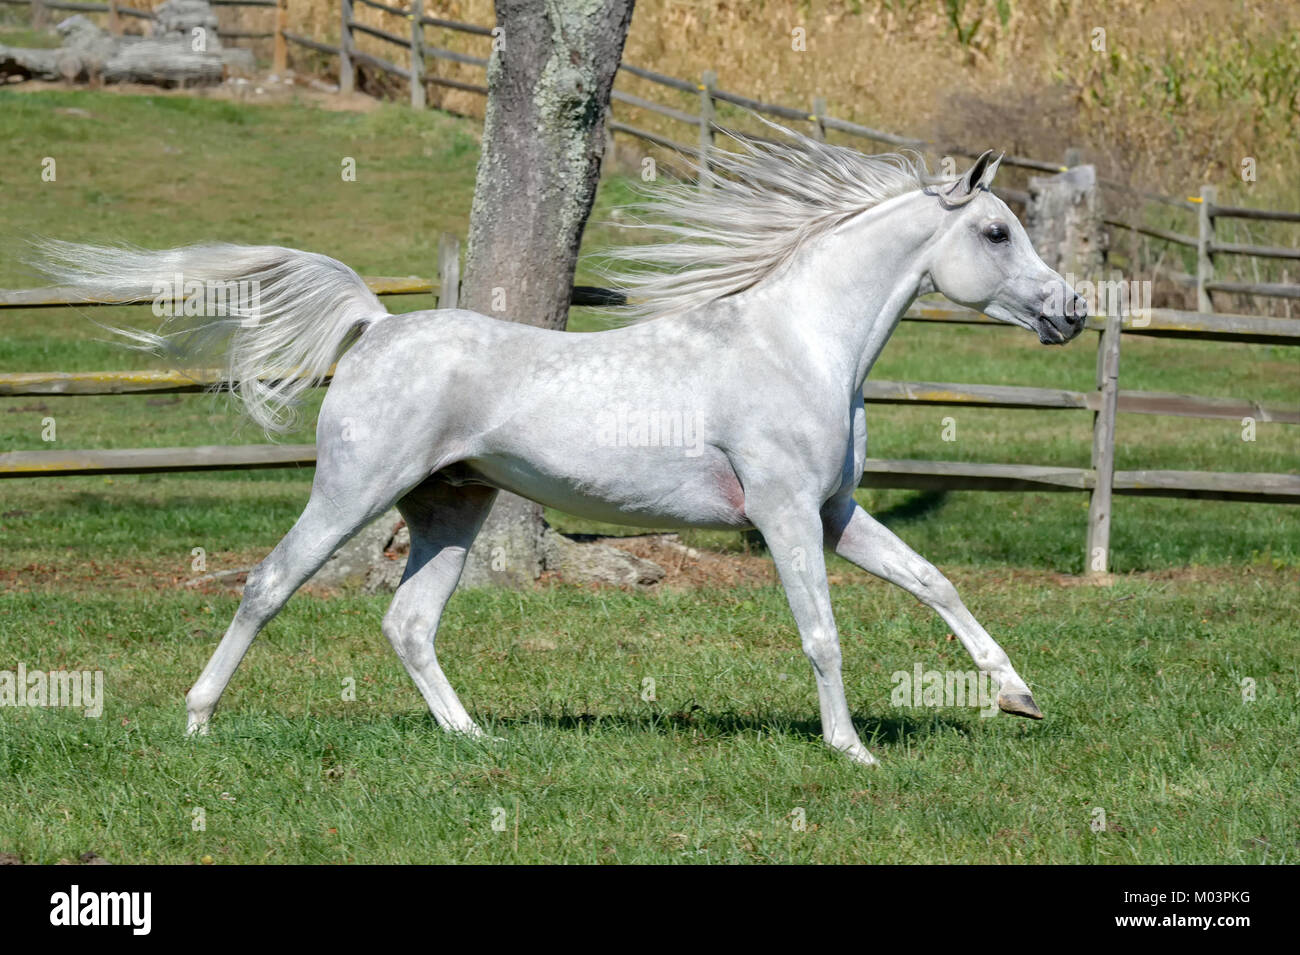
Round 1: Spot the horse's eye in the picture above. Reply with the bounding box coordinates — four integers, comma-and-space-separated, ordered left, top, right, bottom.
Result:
984, 223, 1010, 244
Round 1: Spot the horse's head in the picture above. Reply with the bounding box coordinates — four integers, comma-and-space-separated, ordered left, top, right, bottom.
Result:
925, 152, 1087, 345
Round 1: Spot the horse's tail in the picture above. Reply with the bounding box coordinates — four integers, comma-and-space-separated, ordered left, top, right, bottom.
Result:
33, 239, 390, 434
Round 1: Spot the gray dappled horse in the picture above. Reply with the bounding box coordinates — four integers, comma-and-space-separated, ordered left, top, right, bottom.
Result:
40, 134, 1086, 765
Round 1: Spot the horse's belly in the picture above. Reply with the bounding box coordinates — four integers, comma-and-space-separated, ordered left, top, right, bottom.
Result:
447, 450, 750, 531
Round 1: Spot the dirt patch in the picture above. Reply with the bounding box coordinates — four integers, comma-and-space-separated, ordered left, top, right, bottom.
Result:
0, 551, 266, 594
597, 534, 777, 589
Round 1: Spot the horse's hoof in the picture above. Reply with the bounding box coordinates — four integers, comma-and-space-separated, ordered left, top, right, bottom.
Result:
997, 691, 1043, 720
453, 723, 503, 743
839, 742, 880, 767
185, 708, 212, 737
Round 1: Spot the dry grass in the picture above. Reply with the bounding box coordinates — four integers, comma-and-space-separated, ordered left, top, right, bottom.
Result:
380, 2, 1300, 195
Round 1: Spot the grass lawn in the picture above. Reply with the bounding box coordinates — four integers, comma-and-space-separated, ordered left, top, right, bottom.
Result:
1, 568, 1296, 864
0, 88, 1296, 864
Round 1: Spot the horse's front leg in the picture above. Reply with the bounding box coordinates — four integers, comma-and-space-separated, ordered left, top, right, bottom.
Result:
822, 496, 1042, 719
747, 493, 877, 766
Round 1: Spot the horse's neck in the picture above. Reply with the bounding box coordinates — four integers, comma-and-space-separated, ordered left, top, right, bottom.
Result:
732, 191, 937, 396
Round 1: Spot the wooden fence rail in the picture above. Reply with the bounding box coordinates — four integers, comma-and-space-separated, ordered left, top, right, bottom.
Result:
2, 444, 1294, 506
1, 234, 1297, 579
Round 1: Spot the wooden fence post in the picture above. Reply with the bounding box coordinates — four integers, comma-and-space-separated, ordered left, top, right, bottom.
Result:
1027, 163, 1105, 282
810, 95, 826, 142
409, 0, 425, 109
438, 233, 460, 309
1085, 310, 1122, 580
272, 0, 287, 75
1197, 184, 1217, 312
339, 0, 355, 94
698, 69, 716, 186
108, 0, 120, 36
31, 0, 48, 30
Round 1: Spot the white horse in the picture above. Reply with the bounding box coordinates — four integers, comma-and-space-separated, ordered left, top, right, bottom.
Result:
39, 132, 1086, 766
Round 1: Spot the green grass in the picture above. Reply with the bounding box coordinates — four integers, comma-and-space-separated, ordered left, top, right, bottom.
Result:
1, 571, 1295, 864
0, 89, 1296, 864
0, 27, 61, 49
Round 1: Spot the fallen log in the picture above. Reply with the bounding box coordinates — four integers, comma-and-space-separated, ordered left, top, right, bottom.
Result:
0, 3, 252, 87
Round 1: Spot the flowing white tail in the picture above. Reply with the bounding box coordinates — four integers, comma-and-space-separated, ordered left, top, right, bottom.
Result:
35, 239, 390, 433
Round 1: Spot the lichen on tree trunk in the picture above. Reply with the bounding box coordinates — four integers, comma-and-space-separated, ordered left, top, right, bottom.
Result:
460, 0, 636, 588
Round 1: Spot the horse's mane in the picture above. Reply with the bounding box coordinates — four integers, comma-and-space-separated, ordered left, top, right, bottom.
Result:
599, 122, 954, 322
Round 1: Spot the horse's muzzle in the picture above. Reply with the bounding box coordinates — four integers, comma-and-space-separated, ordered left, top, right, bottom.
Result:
1036, 294, 1087, 344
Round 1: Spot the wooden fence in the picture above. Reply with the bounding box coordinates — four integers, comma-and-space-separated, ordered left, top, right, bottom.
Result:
3, 2, 1298, 576
2, 235, 1298, 577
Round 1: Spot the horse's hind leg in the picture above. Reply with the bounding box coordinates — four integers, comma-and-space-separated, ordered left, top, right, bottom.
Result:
185, 482, 403, 735
382, 478, 497, 737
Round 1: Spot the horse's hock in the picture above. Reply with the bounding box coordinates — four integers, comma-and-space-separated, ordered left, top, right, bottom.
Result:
1027, 164, 1107, 281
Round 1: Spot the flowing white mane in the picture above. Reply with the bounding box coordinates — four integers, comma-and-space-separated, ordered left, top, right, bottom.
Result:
600, 125, 952, 321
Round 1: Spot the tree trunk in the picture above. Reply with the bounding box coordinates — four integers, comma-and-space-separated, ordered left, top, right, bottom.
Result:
460, 0, 635, 588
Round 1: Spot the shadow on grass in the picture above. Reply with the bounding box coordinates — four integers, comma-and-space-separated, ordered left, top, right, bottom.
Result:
482, 707, 974, 746
195, 706, 977, 749
874, 490, 949, 527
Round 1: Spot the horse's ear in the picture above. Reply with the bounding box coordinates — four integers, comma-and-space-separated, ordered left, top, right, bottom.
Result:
979, 152, 1004, 188
945, 150, 998, 199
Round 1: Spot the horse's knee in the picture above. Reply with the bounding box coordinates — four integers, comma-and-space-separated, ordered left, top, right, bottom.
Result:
801, 629, 842, 672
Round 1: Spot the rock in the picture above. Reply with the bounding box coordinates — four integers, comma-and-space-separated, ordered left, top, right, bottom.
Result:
308, 509, 665, 593
59, 14, 118, 61
307, 508, 405, 592
539, 529, 665, 588
101, 38, 224, 86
